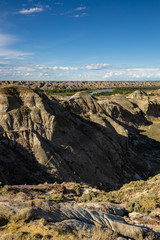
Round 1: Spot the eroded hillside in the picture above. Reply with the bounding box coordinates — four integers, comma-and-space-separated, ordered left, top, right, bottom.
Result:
0, 85, 160, 239
0, 85, 150, 189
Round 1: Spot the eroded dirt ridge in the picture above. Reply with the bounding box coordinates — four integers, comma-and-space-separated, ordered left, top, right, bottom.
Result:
0, 80, 160, 89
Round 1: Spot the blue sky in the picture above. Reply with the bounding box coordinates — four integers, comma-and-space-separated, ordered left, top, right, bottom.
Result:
0, 0, 160, 81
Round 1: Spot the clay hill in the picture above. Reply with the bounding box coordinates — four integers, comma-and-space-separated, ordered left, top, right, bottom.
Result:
0, 85, 160, 239
0, 85, 150, 188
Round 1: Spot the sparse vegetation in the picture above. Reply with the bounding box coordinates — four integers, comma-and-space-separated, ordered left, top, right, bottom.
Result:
0, 185, 8, 194
101, 175, 160, 214
73, 183, 82, 196
67, 174, 160, 215
45, 88, 92, 96
79, 191, 99, 202
45, 193, 64, 203
1, 221, 118, 240
149, 93, 156, 96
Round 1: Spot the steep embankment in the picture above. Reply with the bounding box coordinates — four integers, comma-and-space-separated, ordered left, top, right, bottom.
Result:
0, 85, 148, 188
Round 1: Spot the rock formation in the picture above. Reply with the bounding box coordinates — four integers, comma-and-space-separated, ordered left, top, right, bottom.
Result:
0, 199, 159, 240
0, 178, 159, 239
0, 85, 149, 188
128, 90, 160, 119
0, 85, 160, 239
0, 80, 160, 90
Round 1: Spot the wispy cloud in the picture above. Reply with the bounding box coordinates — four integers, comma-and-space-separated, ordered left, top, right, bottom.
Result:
73, 6, 87, 17
73, 13, 87, 18
59, 5, 87, 18
85, 64, 109, 70
0, 62, 111, 80
0, 49, 33, 60
19, 7, 43, 15
75, 7, 87, 11
36, 63, 110, 71
0, 33, 33, 60
0, 33, 17, 47
1, 59, 160, 81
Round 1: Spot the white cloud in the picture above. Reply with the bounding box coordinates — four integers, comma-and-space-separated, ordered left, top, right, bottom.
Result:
52, 66, 79, 70
1, 61, 160, 81
59, 5, 87, 17
35, 63, 110, 71
0, 62, 111, 80
0, 49, 33, 60
85, 64, 110, 70
103, 68, 160, 80
73, 13, 87, 18
75, 7, 87, 11
19, 7, 43, 14
74, 14, 80, 18
24, 73, 31, 77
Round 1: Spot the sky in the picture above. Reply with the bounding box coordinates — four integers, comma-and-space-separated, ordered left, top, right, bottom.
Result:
0, 0, 160, 81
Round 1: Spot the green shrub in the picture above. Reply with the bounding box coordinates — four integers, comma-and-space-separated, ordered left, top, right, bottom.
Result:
0, 185, 8, 194
45, 193, 64, 203
73, 184, 82, 196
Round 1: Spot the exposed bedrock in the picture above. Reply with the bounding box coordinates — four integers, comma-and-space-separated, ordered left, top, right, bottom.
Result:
0, 199, 159, 240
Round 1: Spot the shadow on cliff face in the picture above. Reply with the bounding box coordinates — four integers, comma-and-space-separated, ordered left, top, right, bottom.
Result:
0, 134, 55, 185
0, 87, 159, 189
128, 129, 160, 175
102, 111, 160, 176
0, 103, 137, 189
99, 112, 160, 177
29, 97, 151, 191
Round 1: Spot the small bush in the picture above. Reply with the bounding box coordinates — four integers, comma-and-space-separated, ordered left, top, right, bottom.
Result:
0, 185, 8, 194
73, 184, 82, 196
46, 193, 64, 203
80, 191, 98, 202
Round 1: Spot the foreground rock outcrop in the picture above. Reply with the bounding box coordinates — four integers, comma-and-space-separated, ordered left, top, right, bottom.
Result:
0, 179, 159, 240
1, 200, 158, 240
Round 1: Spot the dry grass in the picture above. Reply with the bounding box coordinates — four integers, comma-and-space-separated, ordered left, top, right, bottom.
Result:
1, 221, 117, 240
101, 174, 160, 214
